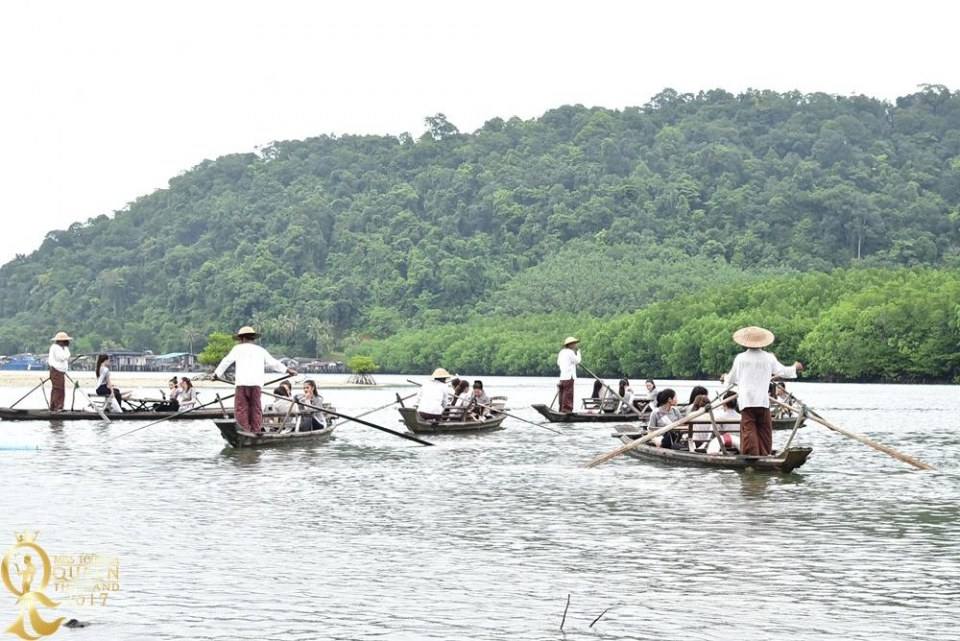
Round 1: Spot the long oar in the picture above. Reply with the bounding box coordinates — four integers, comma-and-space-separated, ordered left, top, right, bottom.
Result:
474, 400, 562, 435
352, 393, 418, 420
261, 390, 433, 446
8, 377, 50, 409
771, 397, 934, 471
64, 373, 110, 422
586, 393, 737, 468
105, 374, 293, 443
578, 364, 647, 420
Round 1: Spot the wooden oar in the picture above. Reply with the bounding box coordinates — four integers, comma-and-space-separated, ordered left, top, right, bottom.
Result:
578, 364, 647, 420
473, 401, 562, 435
770, 397, 934, 471
64, 373, 110, 422
105, 374, 293, 442
586, 393, 737, 468
352, 393, 418, 420
8, 377, 50, 409
260, 390, 433, 446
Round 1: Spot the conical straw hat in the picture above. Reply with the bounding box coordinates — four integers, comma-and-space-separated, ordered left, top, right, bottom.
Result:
563, 336, 580, 346
51, 331, 72, 342
431, 367, 451, 379
235, 326, 259, 338
733, 326, 774, 348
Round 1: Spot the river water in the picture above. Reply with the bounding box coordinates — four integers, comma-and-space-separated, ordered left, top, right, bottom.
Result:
1, 374, 958, 640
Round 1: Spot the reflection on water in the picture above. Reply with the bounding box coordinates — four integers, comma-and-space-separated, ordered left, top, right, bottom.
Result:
1, 375, 958, 640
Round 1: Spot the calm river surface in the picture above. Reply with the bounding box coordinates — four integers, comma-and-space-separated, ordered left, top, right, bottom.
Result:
1, 374, 958, 640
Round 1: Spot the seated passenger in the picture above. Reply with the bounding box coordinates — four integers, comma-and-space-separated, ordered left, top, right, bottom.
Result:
452, 379, 472, 409
293, 379, 326, 431
647, 388, 682, 449
153, 377, 180, 412
618, 378, 636, 413
598, 382, 620, 413
470, 380, 492, 419
706, 392, 742, 454
685, 386, 713, 447
178, 378, 199, 411
644, 379, 658, 410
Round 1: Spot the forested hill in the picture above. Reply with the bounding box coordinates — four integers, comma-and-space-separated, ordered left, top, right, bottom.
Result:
2, 86, 960, 356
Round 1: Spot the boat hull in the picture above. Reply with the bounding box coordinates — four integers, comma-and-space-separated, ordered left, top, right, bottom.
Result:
215, 420, 335, 448
531, 404, 649, 423
398, 407, 505, 434
615, 426, 811, 472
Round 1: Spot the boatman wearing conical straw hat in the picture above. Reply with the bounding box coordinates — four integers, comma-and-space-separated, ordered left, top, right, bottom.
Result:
557, 337, 581, 413
213, 326, 297, 435
723, 326, 804, 456
417, 368, 454, 421
47, 331, 72, 412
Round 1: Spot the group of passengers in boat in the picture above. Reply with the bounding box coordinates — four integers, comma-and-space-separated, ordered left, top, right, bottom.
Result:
588, 378, 658, 414
264, 379, 330, 432
91, 353, 198, 413
416, 367, 493, 422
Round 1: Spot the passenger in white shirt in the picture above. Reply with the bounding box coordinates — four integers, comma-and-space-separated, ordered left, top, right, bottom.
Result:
214, 326, 296, 435
417, 368, 453, 421
47, 331, 72, 411
723, 326, 802, 456
556, 336, 581, 413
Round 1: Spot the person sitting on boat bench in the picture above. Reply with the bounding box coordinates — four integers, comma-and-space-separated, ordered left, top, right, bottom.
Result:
294, 380, 327, 431
417, 368, 453, 422
685, 386, 712, 448
178, 378, 198, 411
706, 392, 742, 454
647, 388, 682, 449
153, 377, 181, 412
94, 354, 130, 412
470, 380, 491, 419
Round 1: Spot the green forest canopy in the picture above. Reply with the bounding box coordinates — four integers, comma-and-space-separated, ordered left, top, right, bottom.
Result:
1, 86, 959, 378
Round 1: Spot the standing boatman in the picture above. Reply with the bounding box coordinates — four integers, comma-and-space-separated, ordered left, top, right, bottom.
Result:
556, 336, 581, 413
47, 331, 72, 412
723, 326, 803, 456
213, 326, 297, 435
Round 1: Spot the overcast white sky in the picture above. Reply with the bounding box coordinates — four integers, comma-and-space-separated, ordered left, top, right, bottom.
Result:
1, 0, 957, 264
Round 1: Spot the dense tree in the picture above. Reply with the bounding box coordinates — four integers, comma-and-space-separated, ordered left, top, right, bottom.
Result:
1, 87, 960, 374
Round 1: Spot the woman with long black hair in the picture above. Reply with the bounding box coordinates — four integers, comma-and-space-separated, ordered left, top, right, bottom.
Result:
95, 354, 129, 412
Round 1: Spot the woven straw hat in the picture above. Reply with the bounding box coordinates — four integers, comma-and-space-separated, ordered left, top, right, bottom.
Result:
431, 367, 452, 379
235, 326, 259, 339
51, 331, 72, 342
563, 336, 580, 347
733, 326, 774, 348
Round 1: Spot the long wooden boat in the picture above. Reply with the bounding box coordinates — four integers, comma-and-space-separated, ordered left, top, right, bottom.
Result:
613, 425, 812, 473
532, 404, 650, 423
0, 406, 236, 422
532, 403, 803, 429
398, 407, 505, 435
214, 420, 336, 449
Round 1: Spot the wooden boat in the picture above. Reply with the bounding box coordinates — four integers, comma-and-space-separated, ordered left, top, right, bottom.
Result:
214, 419, 336, 449
532, 404, 650, 423
0, 406, 236, 422
398, 406, 505, 435
613, 425, 812, 473
532, 403, 803, 429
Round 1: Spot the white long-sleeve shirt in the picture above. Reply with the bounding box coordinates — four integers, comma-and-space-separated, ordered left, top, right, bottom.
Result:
214, 343, 286, 387
557, 348, 581, 380
47, 344, 70, 373
724, 349, 797, 409
417, 379, 452, 415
